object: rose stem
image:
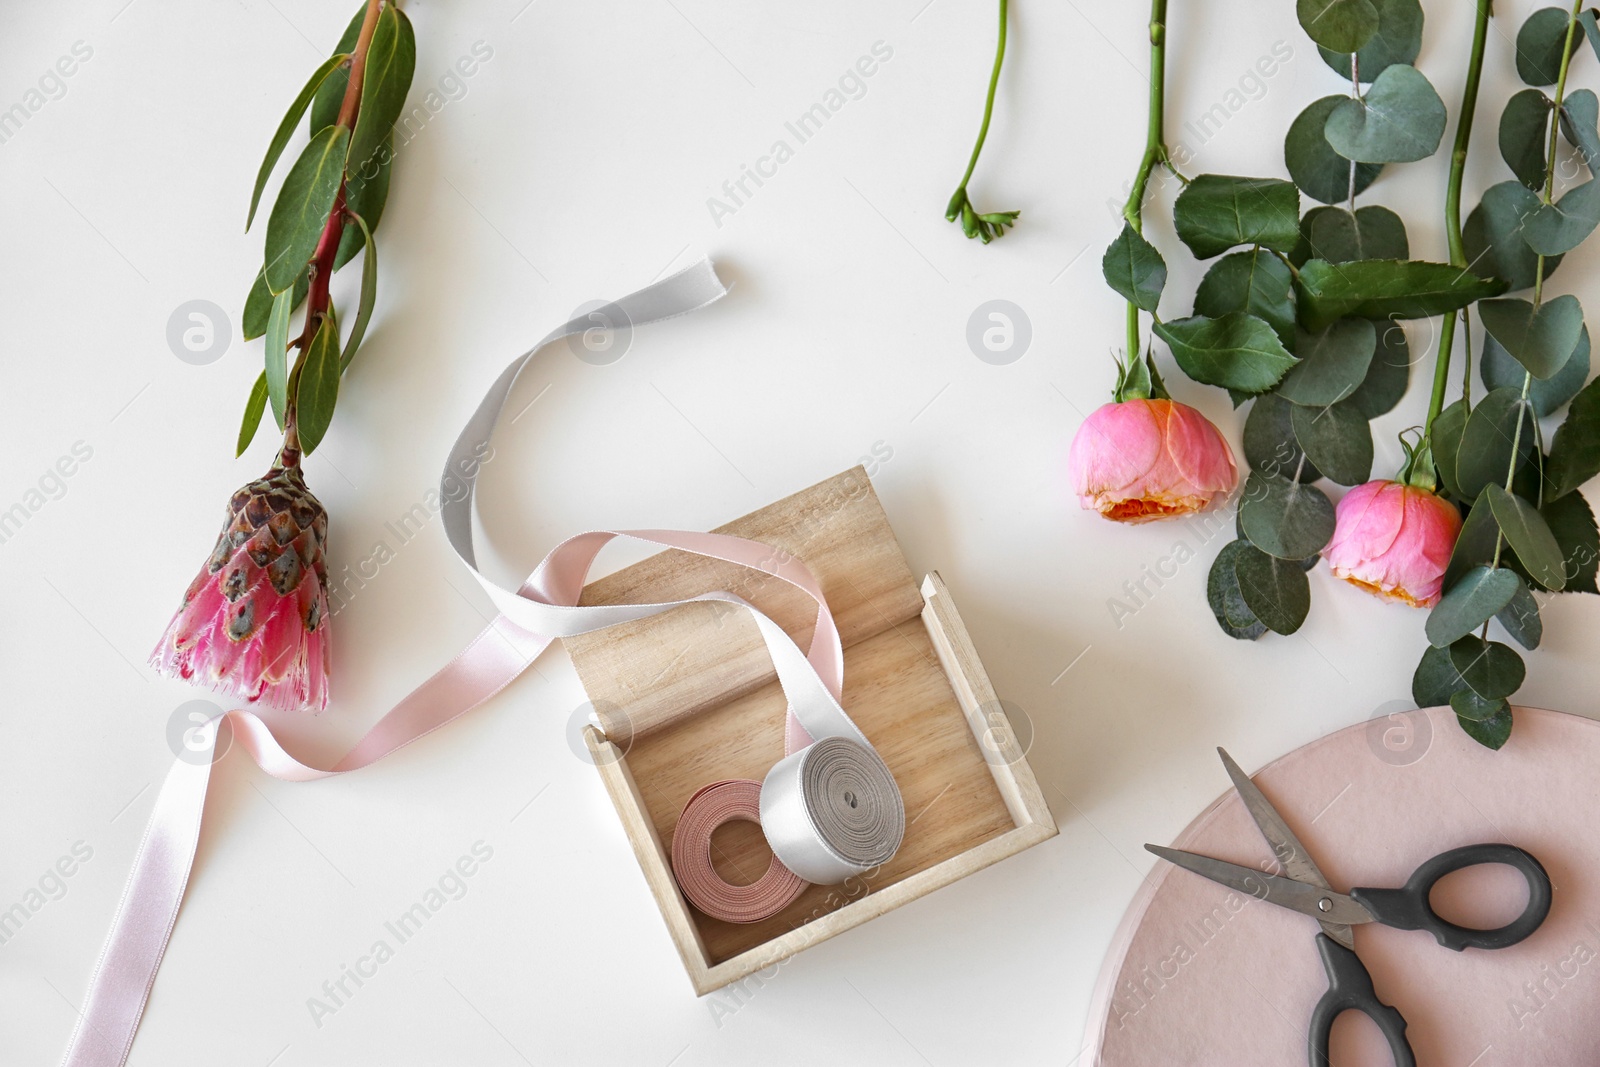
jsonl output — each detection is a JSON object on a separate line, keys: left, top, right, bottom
{"left": 949, "top": 0, "right": 1009, "bottom": 212}
{"left": 281, "top": 0, "right": 384, "bottom": 463}
{"left": 1423, "top": 0, "right": 1492, "bottom": 442}
{"left": 1120, "top": 0, "right": 1172, "bottom": 376}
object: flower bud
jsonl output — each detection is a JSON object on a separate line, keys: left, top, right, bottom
{"left": 1068, "top": 398, "right": 1238, "bottom": 522}
{"left": 1325, "top": 479, "right": 1462, "bottom": 607}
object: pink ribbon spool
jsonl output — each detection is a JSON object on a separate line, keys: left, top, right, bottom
{"left": 671, "top": 780, "right": 807, "bottom": 923}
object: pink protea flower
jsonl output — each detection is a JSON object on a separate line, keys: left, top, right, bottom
{"left": 1325, "top": 480, "right": 1462, "bottom": 607}
{"left": 151, "top": 463, "right": 331, "bottom": 710}
{"left": 1068, "top": 398, "right": 1238, "bottom": 522}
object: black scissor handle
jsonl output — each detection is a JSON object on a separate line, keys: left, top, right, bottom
{"left": 1350, "top": 843, "right": 1553, "bottom": 952}
{"left": 1308, "top": 933, "right": 1414, "bottom": 1067}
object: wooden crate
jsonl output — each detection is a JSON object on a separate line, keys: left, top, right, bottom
{"left": 570, "top": 467, "right": 1056, "bottom": 994}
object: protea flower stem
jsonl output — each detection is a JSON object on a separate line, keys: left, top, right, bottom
{"left": 282, "top": 0, "right": 383, "bottom": 463}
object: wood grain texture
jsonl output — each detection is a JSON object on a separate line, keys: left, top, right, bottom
{"left": 575, "top": 468, "right": 1057, "bottom": 994}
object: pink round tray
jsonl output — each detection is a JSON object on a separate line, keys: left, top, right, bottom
{"left": 1084, "top": 706, "right": 1600, "bottom": 1065}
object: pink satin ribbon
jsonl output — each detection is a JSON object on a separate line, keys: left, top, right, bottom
{"left": 61, "top": 261, "right": 904, "bottom": 1066}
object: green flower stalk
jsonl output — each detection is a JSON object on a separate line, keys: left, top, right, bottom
{"left": 945, "top": 0, "right": 1020, "bottom": 243}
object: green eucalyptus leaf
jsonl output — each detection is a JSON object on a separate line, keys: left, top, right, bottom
{"left": 1483, "top": 324, "right": 1590, "bottom": 416}
{"left": 296, "top": 309, "right": 342, "bottom": 456}
{"left": 1499, "top": 88, "right": 1556, "bottom": 190}
{"left": 1560, "top": 88, "right": 1600, "bottom": 170}
{"left": 1173, "top": 175, "right": 1301, "bottom": 260}
{"left": 1464, "top": 181, "right": 1564, "bottom": 291}
{"left": 1153, "top": 313, "right": 1298, "bottom": 395}
{"left": 310, "top": 4, "right": 367, "bottom": 134}
{"left": 1546, "top": 375, "right": 1600, "bottom": 498}
{"left": 337, "top": 132, "right": 392, "bottom": 269}
{"left": 1347, "top": 320, "right": 1411, "bottom": 417}
{"left": 1295, "top": 205, "right": 1409, "bottom": 265}
{"left": 1537, "top": 489, "right": 1600, "bottom": 592}
{"left": 1583, "top": 9, "right": 1600, "bottom": 61}
{"left": 1297, "top": 0, "right": 1380, "bottom": 53}
{"left": 1517, "top": 6, "right": 1584, "bottom": 87}
{"left": 1456, "top": 388, "right": 1536, "bottom": 499}
{"left": 1413, "top": 643, "right": 1468, "bottom": 707}
{"left": 1523, "top": 178, "right": 1600, "bottom": 256}
{"left": 341, "top": 212, "right": 377, "bottom": 371}
{"left": 1286, "top": 97, "right": 1384, "bottom": 206}
{"left": 1432, "top": 398, "right": 1469, "bottom": 500}
{"left": 1295, "top": 259, "right": 1507, "bottom": 332}
{"left": 1239, "top": 470, "right": 1337, "bottom": 559}
{"left": 1449, "top": 635, "right": 1526, "bottom": 700}
{"left": 1444, "top": 492, "right": 1502, "bottom": 590}
{"left": 1103, "top": 223, "right": 1167, "bottom": 313}
{"left": 1426, "top": 565, "right": 1520, "bottom": 646}
{"left": 1278, "top": 319, "right": 1377, "bottom": 406}
{"left": 1208, "top": 540, "right": 1270, "bottom": 640}
{"left": 1318, "top": 0, "right": 1423, "bottom": 80}
{"left": 1496, "top": 577, "right": 1543, "bottom": 649}
{"left": 1478, "top": 295, "right": 1584, "bottom": 379}
{"left": 237, "top": 371, "right": 270, "bottom": 458}
{"left": 264, "top": 286, "right": 293, "bottom": 430}
{"left": 1456, "top": 701, "right": 1514, "bottom": 749}
{"left": 348, "top": 6, "right": 416, "bottom": 184}
{"left": 1290, "top": 399, "right": 1374, "bottom": 485}
{"left": 1244, "top": 392, "right": 1323, "bottom": 481}
{"left": 1486, "top": 482, "right": 1568, "bottom": 590}
{"left": 1452, "top": 689, "right": 1513, "bottom": 725}
{"left": 243, "top": 265, "right": 309, "bottom": 341}
{"left": 263, "top": 125, "right": 351, "bottom": 294}
{"left": 1324, "top": 64, "right": 1447, "bottom": 164}
{"left": 247, "top": 52, "right": 351, "bottom": 231}
{"left": 1233, "top": 543, "right": 1312, "bottom": 635}
{"left": 1193, "top": 250, "right": 1294, "bottom": 347}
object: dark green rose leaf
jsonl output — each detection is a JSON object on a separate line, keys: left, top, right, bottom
{"left": 1478, "top": 294, "right": 1584, "bottom": 379}
{"left": 1517, "top": 6, "right": 1584, "bottom": 87}
{"left": 1457, "top": 701, "right": 1514, "bottom": 749}
{"left": 264, "top": 286, "right": 294, "bottom": 430}
{"left": 1290, "top": 399, "right": 1374, "bottom": 485}
{"left": 1413, "top": 643, "right": 1468, "bottom": 707}
{"left": 1286, "top": 97, "right": 1384, "bottom": 206}
{"left": 1449, "top": 635, "right": 1526, "bottom": 700}
{"left": 236, "top": 371, "right": 270, "bottom": 458}
{"left": 1524, "top": 178, "right": 1600, "bottom": 256}
{"left": 1347, "top": 320, "right": 1411, "bottom": 417}
{"left": 1239, "top": 470, "right": 1337, "bottom": 559}
{"left": 296, "top": 309, "right": 342, "bottom": 456}
{"left": 1153, "top": 313, "right": 1299, "bottom": 395}
{"left": 1499, "top": 88, "right": 1556, "bottom": 190}
{"left": 1193, "top": 250, "right": 1295, "bottom": 346}
{"left": 1244, "top": 392, "right": 1323, "bottom": 481}
{"left": 1546, "top": 375, "right": 1600, "bottom": 498}
{"left": 263, "top": 124, "right": 351, "bottom": 294}
{"left": 1560, "top": 88, "right": 1600, "bottom": 170}
{"left": 1486, "top": 483, "right": 1568, "bottom": 590}
{"left": 243, "top": 264, "right": 309, "bottom": 341}
{"left": 1295, "top": 259, "right": 1507, "bottom": 332}
{"left": 1456, "top": 388, "right": 1536, "bottom": 499}
{"left": 1234, "top": 543, "right": 1313, "bottom": 634}
{"left": 1318, "top": 0, "right": 1423, "bottom": 80}
{"left": 1278, "top": 319, "right": 1377, "bottom": 406}
{"left": 1208, "top": 540, "right": 1270, "bottom": 640}
{"left": 1537, "top": 490, "right": 1600, "bottom": 592}
{"left": 1432, "top": 398, "right": 1469, "bottom": 499}
{"left": 348, "top": 6, "right": 416, "bottom": 187}
{"left": 1297, "top": 0, "right": 1380, "bottom": 53}
{"left": 1483, "top": 324, "right": 1590, "bottom": 416}
{"left": 1103, "top": 223, "right": 1168, "bottom": 313}
{"left": 248, "top": 52, "right": 350, "bottom": 231}
{"left": 1173, "top": 175, "right": 1301, "bottom": 259}
{"left": 1295, "top": 205, "right": 1409, "bottom": 265}
{"left": 1426, "top": 565, "right": 1521, "bottom": 646}
{"left": 1324, "top": 64, "right": 1447, "bottom": 164}
{"left": 1496, "top": 576, "right": 1543, "bottom": 649}
{"left": 1464, "top": 181, "right": 1564, "bottom": 291}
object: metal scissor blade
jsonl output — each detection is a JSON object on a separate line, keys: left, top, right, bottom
{"left": 1216, "top": 748, "right": 1357, "bottom": 949}
{"left": 1145, "top": 845, "right": 1371, "bottom": 943}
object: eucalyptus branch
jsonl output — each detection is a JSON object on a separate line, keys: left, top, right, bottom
{"left": 1532, "top": 0, "right": 1587, "bottom": 309}
{"left": 945, "top": 0, "right": 1020, "bottom": 243}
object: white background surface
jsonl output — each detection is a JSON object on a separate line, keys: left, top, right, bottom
{"left": 4, "top": 1, "right": 1598, "bottom": 1064}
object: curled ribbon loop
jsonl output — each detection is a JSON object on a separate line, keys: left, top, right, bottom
{"left": 61, "top": 259, "right": 902, "bottom": 1067}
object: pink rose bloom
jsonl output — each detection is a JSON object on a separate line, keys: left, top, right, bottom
{"left": 1068, "top": 399, "right": 1238, "bottom": 522}
{"left": 1325, "top": 480, "right": 1462, "bottom": 607}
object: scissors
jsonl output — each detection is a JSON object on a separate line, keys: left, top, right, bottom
{"left": 1145, "top": 748, "right": 1553, "bottom": 1067}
